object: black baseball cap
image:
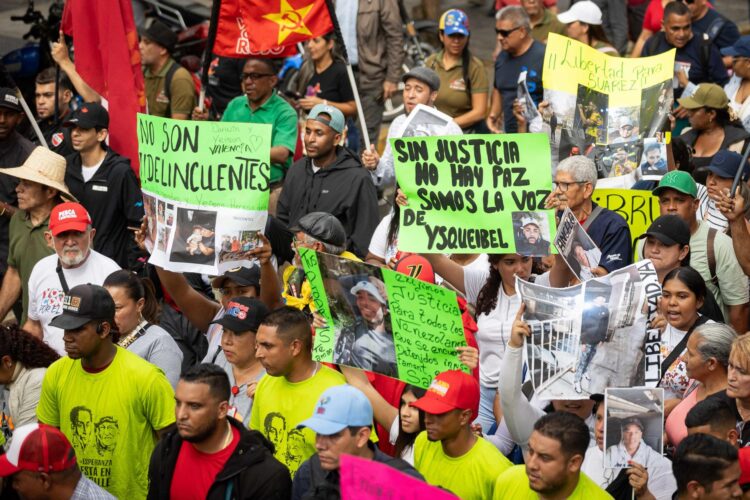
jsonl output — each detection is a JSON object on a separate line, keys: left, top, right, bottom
{"left": 0, "top": 88, "right": 22, "bottom": 112}
{"left": 210, "top": 297, "right": 269, "bottom": 333}
{"left": 211, "top": 265, "right": 261, "bottom": 289}
{"left": 638, "top": 214, "right": 690, "bottom": 247}
{"left": 289, "top": 212, "right": 346, "bottom": 247}
{"left": 140, "top": 20, "right": 177, "bottom": 53}
{"left": 49, "top": 284, "right": 115, "bottom": 330}
{"left": 63, "top": 102, "right": 109, "bottom": 129}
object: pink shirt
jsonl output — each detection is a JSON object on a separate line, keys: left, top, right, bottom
{"left": 665, "top": 385, "right": 698, "bottom": 448}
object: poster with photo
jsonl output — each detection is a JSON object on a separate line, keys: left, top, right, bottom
{"left": 400, "top": 104, "right": 454, "bottom": 138}
{"left": 604, "top": 387, "right": 664, "bottom": 469}
{"left": 541, "top": 34, "right": 675, "bottom": 182}
{"left": 511, "top": 211, "right": 552, "bottom": 256}
{"left": 638, "top": 137, "right": 669, "bottom": 179}
{"left": 300, "top": 248, "right": 468, "bottom": 387}
{"left": 138, "top": 114, "right": 271, "bottom": 274}
{"left": 553, "top": 208, "right": 602, "bottom": 281}
{"left": 518, "top": 259, "right": 660, "bottom": 399}
{"left": 517, "top": 70, "right": 540, "bottom": 123}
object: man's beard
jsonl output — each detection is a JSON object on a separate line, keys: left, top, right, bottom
{"left": 60, "top": 247, "right": 86, "bottom": 267}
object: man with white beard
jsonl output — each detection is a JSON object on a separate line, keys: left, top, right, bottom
{"left": 23, "top": 202, "right": 119, "bottom": 354}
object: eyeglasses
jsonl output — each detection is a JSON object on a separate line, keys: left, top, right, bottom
{"left": 552, "top": 181, "right": 586, "bottom": 192}
{"left": 241, "top": 72, "right": 274, "bottom": 81}
{"left": 495, "top": 26, "right": 522, "bottom": 37}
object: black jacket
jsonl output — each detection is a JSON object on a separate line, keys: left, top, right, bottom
{"left": 148, "top": 417, "right": 292, "bottom": 500}
{"left": 276, "top": 147, "right": 379, "bottom": 258}
{"left": 0, "top": 132, "right": 33, "bottom": 274}
{"left": 65, "top": 148, "right": 144, "bottom": 268}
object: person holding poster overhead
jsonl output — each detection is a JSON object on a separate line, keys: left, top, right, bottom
{"left": 420, "top": 250, "right": 531, "bottom": 433}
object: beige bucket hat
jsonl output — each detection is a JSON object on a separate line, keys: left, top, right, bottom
{"left": 0, "top": 147, "right": 76, "bottom": 201}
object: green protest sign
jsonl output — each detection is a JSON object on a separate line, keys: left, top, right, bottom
{"left": 137, "top": 113, "right": 272, "bottom": 210}
{"left": 393, "top": 133, "right": 557, "bottom": 253}
{"left": 299, "top": 248, "right": 468, "bottom": 388}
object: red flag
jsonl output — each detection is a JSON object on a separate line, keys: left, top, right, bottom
{"left": 213, "top": 0, "right": 334, "bottom": 58}
{"left": 62, "top": 0, "right": 145, "bottom": 175}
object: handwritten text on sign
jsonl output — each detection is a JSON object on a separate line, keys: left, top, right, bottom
{"left": 137, "top": 113, "right": 271, "bottom": 210}
{"left": 393, "top": 133, "right": 556, "bottom": 253}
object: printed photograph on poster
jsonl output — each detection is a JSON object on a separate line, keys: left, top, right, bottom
{"left": 604, "top": 387, "right": 664, "bottom": 469}
{"left": 519, "top": 261, "right": 657, "bottom": 399}
{"left": 169, "top": 208, "right": 218, "bottom": 266}
{"left": 517, "top": 70, "right": 540, "bottom": 123}
{"left": 214, "top": 210, "right": 269, "bottom": 273}
{"left": 316, "top": 253, "right": 398, "bottom": 379}
{"left": 607, "top": 108, "right": 640, "bottom": 144}
{"left": 673, "top": 62, "right": 691, "bottom": 90}
{"left": 600, "top": 141, "right": 640, "bottom": 178}
{"left": 640, "top": 81, "right": 673, "bottom": 136}
{"left": 512, "top": 211, "right": 551, "bottom": 256}
{"left": 219, "top": 231, "right": 259, "bottom": 263}
{"left": 553, "top": 209, "right": 602, "bottom": 281}
{"left": 518, "top": 277, "right": 582, "bottom": 396}
{"left": 142, "top": 194, "right": 157, "bottom": 252}
{"left": 639, "top": 138, "right": 668, "bottom": 178}
{"left": 157, "top": 200, "right": 165, "bottom": 224}
{"left": 156, "top": 203, "right": 175, "bottom": 253}
{"left": 400, "top": 104, "right": 453, "bottom": 138}
{"left": 574, "top": 85, "right": 608, "bottom": 148}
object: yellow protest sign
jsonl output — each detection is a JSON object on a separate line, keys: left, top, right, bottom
{"left": 592, "top": 189, "right": 660, "bottom": 256}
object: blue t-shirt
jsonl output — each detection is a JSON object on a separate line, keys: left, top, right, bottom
{"left": 642, "top": 32, "right": 728, "bottom": 98}
{"left": 692, "top": 9, "right": 740, "bottom": 50}
{"left": 582, "top": 204, "right": 632, "bottom": 272}
{"left": 494, "top": 40, "right": 545, "bottom": 133}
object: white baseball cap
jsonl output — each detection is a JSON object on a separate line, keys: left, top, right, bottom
{"left": 557, "top": 1, "right": 603, "bottom": 25}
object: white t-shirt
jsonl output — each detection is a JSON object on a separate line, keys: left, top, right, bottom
{"left": 583, "top": 444, "right": 677, "bottom": 499}
{"left": 464, "top": 266, "right": 521, "bottom": 387}
{"left": 81, "top": 158, "right": 104, "bottom": 183}
{"left": 368, "top": 211, "right": 397, "bottom": 262}
{"left": 27, "top": 251, "right": 120, "bottom": 355}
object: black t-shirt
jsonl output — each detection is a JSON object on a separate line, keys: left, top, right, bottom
{"left": 692, "top": 9, "right": 740, "bottom": 50}
{"left": 494, "top": 41, "right": 545, "bottom": 133}
{"left": 207, "top": 56, "right": 245, "bottom": 117}
{"left": 303, "top": 61, "right": 354, "bottom": 103}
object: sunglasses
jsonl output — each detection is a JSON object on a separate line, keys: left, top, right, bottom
{"left": 495, "top": 26, "right": 522, "bottom": 37}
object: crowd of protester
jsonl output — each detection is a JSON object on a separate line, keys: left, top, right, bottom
{"left": 1, "top": 0, "right": 750, "bottom": 498}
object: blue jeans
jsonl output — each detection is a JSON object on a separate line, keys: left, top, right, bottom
{"left": 475, "top": 384, "right": 498, "bottom": 435}
{"left": 575, "top": 344, "right": 597, "bottom": 384}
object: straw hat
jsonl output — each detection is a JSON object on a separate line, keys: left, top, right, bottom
{"left": 0, "top": 147, "right": 76, "bottom": 201}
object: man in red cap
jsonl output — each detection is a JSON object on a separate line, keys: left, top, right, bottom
{"left": 0, "top": 422, "right": 114, "bottom": 499}
{"left": 411, "top": 369, "right": 511, "bottom": 499}
{"left": 23, "top": 202, "right": 119, "bottom": 355}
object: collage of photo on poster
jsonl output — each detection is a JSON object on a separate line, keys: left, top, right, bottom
{"left": 553, "top": 208, "right": 602, "bottom": 281}
{"left": 142, "top": 191, "right": 267, "bottom": 275}
{"left": 516, "top": 259, "right": 660, "bottom": 400}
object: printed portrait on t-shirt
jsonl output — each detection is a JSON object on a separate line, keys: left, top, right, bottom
{"left": 69, "top": 406, "right": 120, "bottom": 488}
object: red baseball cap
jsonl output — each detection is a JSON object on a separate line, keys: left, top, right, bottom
{"left": 411, "top": 370, "right": 479, "bottom": 420}
{"left": 49, "top": 202, "right": 91, "bottom": 236}
{"left": 0, "top": 423, "right": 76, "bottom": 476}
{"left": 395, "top": 254, "right": 436, "bottom": 284}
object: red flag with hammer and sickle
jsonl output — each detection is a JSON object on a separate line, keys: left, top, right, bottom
{"left": 213, "top": 0, "right": 334, "bottom": 58}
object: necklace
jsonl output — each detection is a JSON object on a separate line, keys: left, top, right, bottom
{"left": 220, "top": 421, "right": 233, "bottom": 450}
{"left": 118, "top": 319, "right": 148, "bottom": 349}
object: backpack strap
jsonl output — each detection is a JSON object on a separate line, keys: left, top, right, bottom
{"left": 707, "top": 226, "right": 720, "bottom": 290}
{"left": 581, "top": 204, "right": 603, "bottom": 231}
{"left": 705, "top": 16, "right": 726, "bottom": 44}
{"left": 163, "top": 60, "right": 181, "bottom": 115}
{"left": 658, "top": 314, "right": 710, "bottom": 385}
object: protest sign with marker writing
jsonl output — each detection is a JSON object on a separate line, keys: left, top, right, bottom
{"left": 592, "top": 189, "right": 660, "bottom": 257}
{"left": 393, "top": 133, "right": 556, "bottom": 253}
{"left": 300, "top": 248, "right": 467, "bottom": 388}
{"left": 137, "top": 114, "right": 271, "bottom": 274}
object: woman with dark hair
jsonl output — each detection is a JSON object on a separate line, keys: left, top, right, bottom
{"left": 425, "top": 9, "right": 488, "bottom": 132}
{"left": 103, "top": 270, "right": 183, "bottom": 388}
{"left": 0, "top": 325, "right": 59, "bottom": 429}
{"left": 294, "top": 31, "right": 356, "bottom": 118}
{"left": 421, "top": 252, "right": 532, "bottom": 433}
{"left": 659, "top": 267, "right": 716, "bottom": 409}
{"left": 677, "top": 83, "right": 750, "bottom": 181}
{"left": 341, "top": 366, "right": 428, "bottom": 464}
{"left": 557, "top": 1, "right": 618, "bottom": 55}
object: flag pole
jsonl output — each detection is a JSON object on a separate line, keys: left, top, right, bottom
{"left": 198, "top": 0, "right": 222, "bottom": 113}
{"left": 324, "top": 0, "right": 371, "bottom": 150}
{"left": 0, "top": 63, "right": 48, "bottom": 148}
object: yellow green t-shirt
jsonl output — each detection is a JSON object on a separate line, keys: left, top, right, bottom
{"left": 493, "top": 465, "right": 614, "bottom": 499}
{"left": 36, "top": 347, "right": 175, "bottom": 500}
{"left": 250, "top": 364, "right": 345, "bottom": 477}
{"left": 413, "top": 431, "right": 512, "bottom": 500}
